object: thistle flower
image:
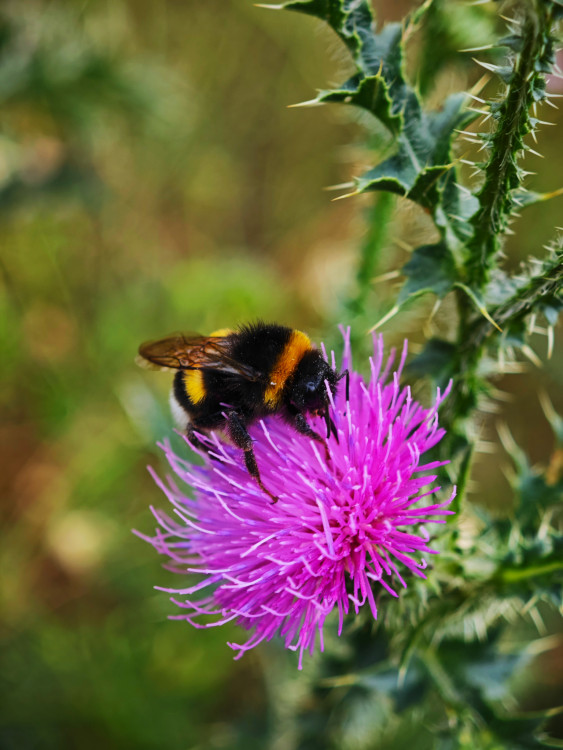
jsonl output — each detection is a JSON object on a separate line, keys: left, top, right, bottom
{"left": 139, "top": 331, "right": 455, "bottom": 669}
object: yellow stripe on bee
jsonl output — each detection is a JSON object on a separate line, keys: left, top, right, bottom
{"left": 209, "top": 328, "right": 232, "bottom": 337}
{"left": 184, "top": 369, "right": 206, "bottom": 404}
{"left": 182, "top": 329, "right": 231, "bottom": 404}
{"left": 265, "top": 330, "right": 312, "bottom": 407}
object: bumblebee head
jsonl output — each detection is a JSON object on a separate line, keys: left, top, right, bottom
{"left": 288, "top": 350, "right": 338, "bottom": 414}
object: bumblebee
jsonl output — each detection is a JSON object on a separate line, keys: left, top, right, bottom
{"left": 137, "top": 322, "right": 347, "bottom": 501}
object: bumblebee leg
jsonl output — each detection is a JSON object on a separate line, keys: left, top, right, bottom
{"left": 226, "top": 411, "right": 278, "bottom": 503}
{"left": 185, "top": 424, "right": 210, "bottom": 453}
{"left": 292, "top": 413, "right": 331, "bottom": 462}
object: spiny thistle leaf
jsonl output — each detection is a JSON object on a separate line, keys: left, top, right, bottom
{"left": 512, "top": 187, "right": 563, "bottom": 209}
{"left": 398, "top": 242, "right": 456, "bottom": 303}
{"left": 356, "top": 92, "right": 476, "bottom": 209}
{"left": 313, "top": 22, "right": 405, "bottom": 136}
{"left": 283, "top": 0, "right": 477, "bottom": 213}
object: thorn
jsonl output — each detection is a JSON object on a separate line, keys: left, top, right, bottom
{"left": 500, "top": 461, "right": 516, "bottom": 485}
{"left": 537, "top": 509, "right": 555, "bottom": 541}
{"left": 521, "top": 344, "right": 542, "bottom": 368}
{"left": 536, "top": 119, "right": 555, "bottom": 126}
{"left": 531, "top": 128, "right": 538, "bottom": 143}
{"left": 525, "top": 634, "right": 562, "bottom": 656}
{"left": 475, "top": 440, "right": 497, "bottom": 454}
{"left": 323, "top": 182, "right": 355, "bottom": 192}
{"left": 521, "top": 596, "right": 540, "bottom": 619}
{"left": 254, "top": 3, "right": 284, "bottom": 7}
{"left": 545, "top": 98, "right": 559, "bottom": 110}
{"left": 331, "top": 190, "right": 360, "bottom": 202}
{"left": 497, "top": 421, "right": 519, "bottom": 456}
{"left": 472, "top": 58, "right": 501, "bottom": 74}
{"left": 489, "top": 387, "right": 513, "bottom": 402}
{"left": 539, "top": 390, "right": 558, "bottom": 424}
{"left": 547, "top": 326, "right": 554, "bottom": 360}
{"left": 529, "top": 607, "right": 548, "bottom": 636}
{"left": 368, "top": 304, "right": 400, "bottom": 332}
{"left": 479, "top": 400, "right": 502, "bottom": 414}
{"left": 467, "top": 108, "right": 491, "bottom": 117}
{"left": 456, "top": 283, "right": 502, "bottom": 331}
{"left": 468, "top": 72, "right": 492, "bottom": 98}
{"left": 504, "top": 24, "right": 520, "bottom": 37}
{"left": 392, "top": 237, "right": 414, "bottom": 252}
{"left": 525, "top": 147, "right": 544, "bottom": 158}
{"left": 460, "top": 44, "right": 495, "bottom": 52}
{"left": 465, "top": 92, "right": 486, "bottom": 104}
{"left": 455, "top": 183, "right": 473, "bottom": 196}
{"left": 287, "top": 99, "right": 324, "bottom": 108}
{"left": 371, "top": 270, "right": 401, "bottom": 285}
{"left": 540, "top": 186, "right": 563, "bottom": 201}
{"left": 459, "top": 158, "right": 477, "bottom": 166}
{"left": 424, "top": 298, "right": 441, "bottom": 334}
{"left": 499, "top": 361, "right": 528, "bottom": 374}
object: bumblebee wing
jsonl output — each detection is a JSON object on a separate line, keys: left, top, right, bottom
{"left": 136, "top": 333, "right": 263, "bottom": 381}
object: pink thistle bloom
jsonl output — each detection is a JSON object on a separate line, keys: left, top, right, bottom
{"left": 139, "top": 331, "right": 455, "bottom": 669}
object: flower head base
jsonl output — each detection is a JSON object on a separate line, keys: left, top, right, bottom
{"left": 140, "top": 331, "right": 455, "bottom": 669}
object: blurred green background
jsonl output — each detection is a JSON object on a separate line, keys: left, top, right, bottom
{"left": 1, "top": 1, "right": 562, "bottom": 748}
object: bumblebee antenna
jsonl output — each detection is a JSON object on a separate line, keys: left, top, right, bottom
{"left": 324, "top": 406, "right": 331, "bottom": 439}
{"left": 338, "top": 369, "right": 350, "bottom": 402}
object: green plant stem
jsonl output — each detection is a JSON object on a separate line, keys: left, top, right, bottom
{"left": 346, "top": 192, "right": 395, "bottom": 318}
{"left": 421, "top": 648, "right": 479, "bottom": 726}
{"left": 465, "top": 1, "right": 552, "bottom": 287}
{"left": 498, "top": 558, "right": 563, "bottom": 584}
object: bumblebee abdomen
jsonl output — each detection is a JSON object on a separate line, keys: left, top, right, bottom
{"left": 171, "top": 370, "right": 229, "bottom": 431}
